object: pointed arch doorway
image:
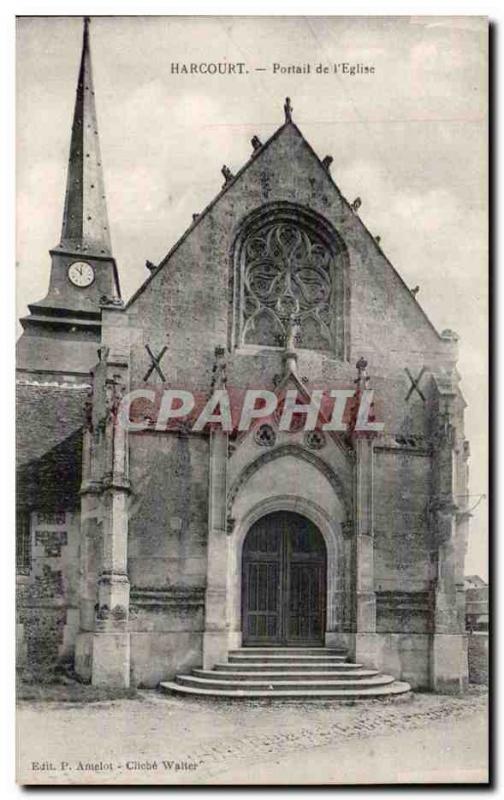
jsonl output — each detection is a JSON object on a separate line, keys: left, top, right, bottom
{"left": 242, "top": 511, "right": 327, "bottom": 646}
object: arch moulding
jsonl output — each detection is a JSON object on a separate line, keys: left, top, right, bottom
{"left": 227, "top": 443, "right": 353, "bottom": 523}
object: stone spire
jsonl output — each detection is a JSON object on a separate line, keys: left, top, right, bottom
{"left": 58, "top": 17, "right": 112, "bottom": 257}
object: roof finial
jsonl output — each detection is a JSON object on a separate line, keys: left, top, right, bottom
{"left": 251, "top": 135, "right": 262, "bottom": 152}
{"left": 354, "top": 357, "right": 370, "bottom": 391}
{"left": 284, "top": 97, "right": 293, "bottom": 122}
{"left": 221, "top": 165, "right": 234, "bottom": 187}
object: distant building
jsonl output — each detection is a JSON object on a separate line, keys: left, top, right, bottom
{"left": 465, "top": 576, "right": 488, "bottom": 633}
{"left": 464, "top": 575, "right": 487, "bottom": 590}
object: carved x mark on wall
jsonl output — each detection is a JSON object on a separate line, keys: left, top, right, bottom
{"left": 143, "top": 344, "right": 168, "bottom": 382}
{"left": 405, "top": 366, "right": 427, "bottom": 402}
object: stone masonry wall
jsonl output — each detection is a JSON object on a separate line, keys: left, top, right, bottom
{"left": 467, "top": 633, "right": 488, "bottom": 685}
{"left": 126, "top": 431, "right": 209, "bottom": 685}
{"left": 372, "top": 446, "right": 434, "bottom": 683}
{"left": 17, "top": 511, "right": 81, "bottom": 679}
{"left": 16, "top": 382, "right": 87, "bottom": 678}
{"left": 374, "top": 449, "right": 432, "bottom": 592}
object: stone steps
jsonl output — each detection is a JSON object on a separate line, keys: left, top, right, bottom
{"left": 160, "top": 647, "right": 412, "bottom": 701}
{"left": 228, "top": 647, "right": 348, "bottom": 656}
{"left": 228, "top": 654, "right": 348, "bottom": 664}
{"left": 194, "top": 668, "right": 380, "bottom": 681}
{"left": 213, "top": 661, "right": 366, "bottom": 673}
{"left": 159, "top": 681, "right": 412, "bottom": 699}
{"left": 173, "top": 673, "right": 396, "bottom": 691}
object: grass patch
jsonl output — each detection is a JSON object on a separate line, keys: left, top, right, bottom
{"left": 17, "top": 678, "right": 139, "bottom": 704}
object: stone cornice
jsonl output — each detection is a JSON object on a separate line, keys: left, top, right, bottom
{"left": 130, "top": 586, "right": 205, "bottom": 609}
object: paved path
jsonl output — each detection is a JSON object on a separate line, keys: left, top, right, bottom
{"left": 17, "top": 687, "right": 488, "bottom": 785}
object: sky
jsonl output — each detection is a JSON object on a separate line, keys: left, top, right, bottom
{"left": 16, "top": 15, "right": 488, "bottom": 578}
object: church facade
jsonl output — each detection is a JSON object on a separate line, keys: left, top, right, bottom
{"left": 16, "top": 20, "right": 471, "bottom": 693}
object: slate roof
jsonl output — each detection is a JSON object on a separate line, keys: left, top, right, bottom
{"left": 16, "top": 383, "right": 88, "bottom": 468}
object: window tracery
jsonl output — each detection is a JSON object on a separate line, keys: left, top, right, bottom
{"left": 234, "top": 210, "right": 347, "bottom": 358}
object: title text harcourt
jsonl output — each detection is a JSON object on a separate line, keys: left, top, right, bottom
{"left": 170, "top": 62, "right": 376, "bottom": 75}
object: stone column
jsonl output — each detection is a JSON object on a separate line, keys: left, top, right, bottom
{"left": 430, "top": 360, "right": 469, "bottom": 693}
{"left": 75, "top": 398, "right": 102, "bottom": 680}
{"left": 431, "top": 510, "right": 468, "bottom": 692}
{"left": 79, "top": 427, "right": 99, "bottom": 630}
{"left": 202, "top": 428, "right": 229, "bottom": 668}
{"left": 92, "top": 352, "right": 131, "bottom": 688}
{"left": 325, "top": 519, "right": 353, "bottom": 651}
{"left": 342, "top": 521, "right": 355, "bottom": 635}
{"left": 75, "top": 347, "right": 132, "bottom": 688}
{"left": 353, "top": 435, "right": 378, "bottom": 665}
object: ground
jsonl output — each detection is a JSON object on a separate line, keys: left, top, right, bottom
{"left": 16, "top": 685, "right": 488, "bottom": 786}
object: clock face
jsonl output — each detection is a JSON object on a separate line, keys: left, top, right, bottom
{"left": 68, "top": 261, "right": 95, "bottom": 288}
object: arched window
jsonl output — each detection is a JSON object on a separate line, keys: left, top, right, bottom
{"left": 232, "top": 205, "right": 349, "bottom": 359}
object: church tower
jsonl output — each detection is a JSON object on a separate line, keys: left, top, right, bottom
{"left": 17, "top": 17, "right": 120, "bottom": 379}
{"left": 16, "top": 18, "right": 121, "bottom": 599}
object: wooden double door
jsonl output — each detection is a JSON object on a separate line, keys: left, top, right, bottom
{"left": 242, "top": 511, "right": 327, "bottom": 646}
